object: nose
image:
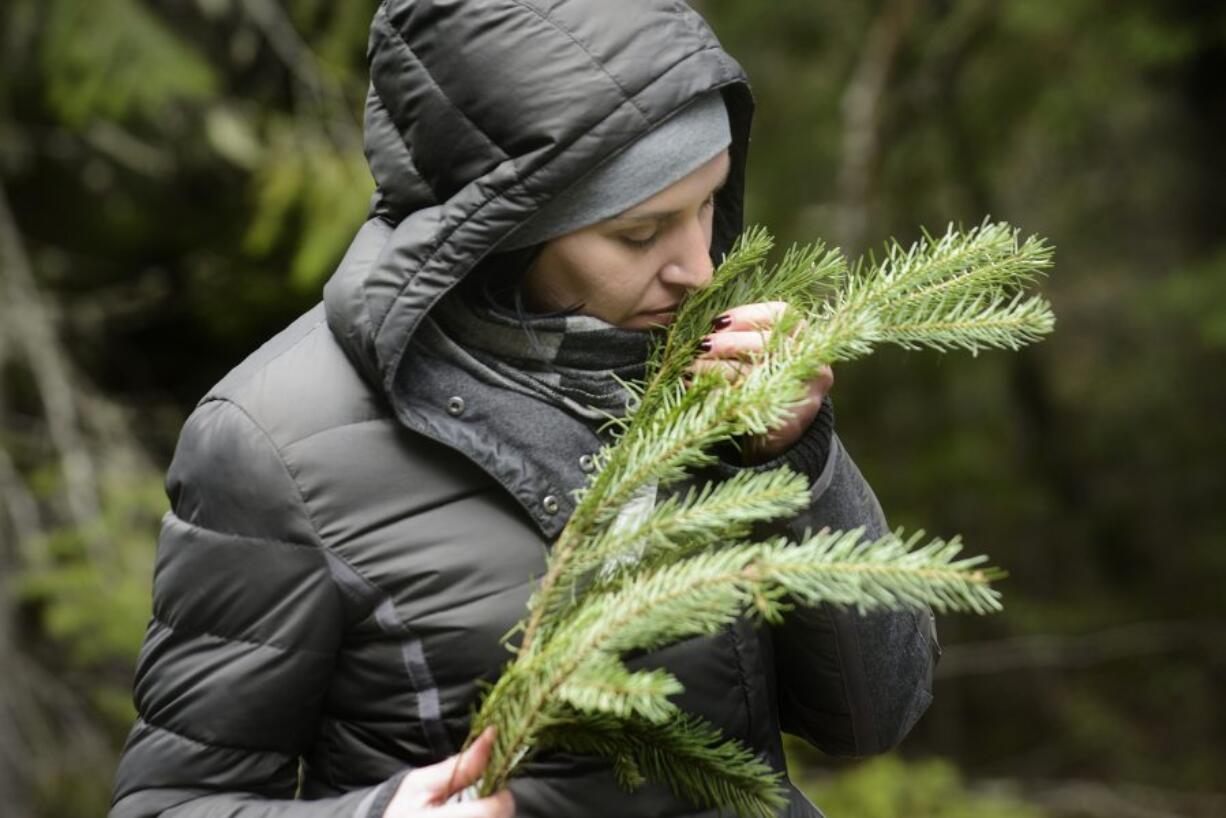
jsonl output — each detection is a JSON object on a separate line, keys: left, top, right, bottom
{"left": 658, "top": 216, "right": 715, "bottom": 291}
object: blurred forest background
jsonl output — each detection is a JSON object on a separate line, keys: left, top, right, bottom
{"left": 1, "top": 1, "right": 1223, "bottom": 816}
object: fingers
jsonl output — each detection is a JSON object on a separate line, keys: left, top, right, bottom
{"left": 433, "top": 790, "right": 515, "bottom": 818}
{"left": 701, "top": 300, "right": 796, "bottom": 360}
{"left": 814, "top": 364, "right": 834, "bottom": 394}
{"left": 688, "top": 328, "right": 767, "bottom": 387}
{"left": 711, "top": 301, "right": 788, "bottom": 331}
{"left": 688, "top": 357, "right": 750, "bottom": 385}
{"left": 699, "top": 330, "right": 769, "bottom": 360}
{"left": 403, "top": 727, "right": 497, "bottom": 803}
{"left": 446, "top": 727, "right": 497, "bottom": 795}
{"left": 689, "top": 301, "right": 833, "bottom": 394}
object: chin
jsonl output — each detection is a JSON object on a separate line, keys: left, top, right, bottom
{"left": 625, "top": 312, "right": 676, "bottom": 331}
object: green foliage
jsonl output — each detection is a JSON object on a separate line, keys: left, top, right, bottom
{"left": 794, "top": 755, "right": 1047, "bottom": 818}
{"left": 557, "top": 467, "right": 813, "bottom": 608}
{"left": 243, "top": 119, "right": 373, "bottom": 290}
{"left": 19, "top": 475, "right": 161, "bottom": 680}
{"left": 840, "top": 221, "right": 1055, "bottom": 355}
{"left": 556, "top": 654, "right": 684, "bottom": 724}
{"left": 469, "top": 224, "right": 1051, "bottom": 815}
{"left": 40, "top": 0, "right": 217, "bottom": 126}
{"left": 1151, "top": 250, "right": 1226, "bottom": 349}
{"left": 3, "top": 471, "right": 165, "bottom": 818}
{"left": 540, "top": 713, "right": 788, "bottom": 818}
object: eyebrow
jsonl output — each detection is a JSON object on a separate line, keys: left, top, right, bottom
{"left": 610, "top": 168, "right": 732, "bottom": 224}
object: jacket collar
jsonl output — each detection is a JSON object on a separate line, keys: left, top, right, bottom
{"left": 397, "top": 315, "right": 609, "bottom": 539}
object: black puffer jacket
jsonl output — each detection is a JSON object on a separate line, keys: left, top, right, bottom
{"left": 110, "top": 2, "right": 939, "bottom": 817}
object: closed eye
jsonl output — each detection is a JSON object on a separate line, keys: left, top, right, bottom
{"left": 621, "top": 228, "right": 660, "bottom": 249}
{"left": 620, "top": 189, "right": 720, "bottom": 249}
{"left": 619, "top": 213, "right": 672, "bottom": 247}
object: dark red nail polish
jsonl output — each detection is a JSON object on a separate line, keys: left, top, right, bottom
{"left": 697, "top": 339, "right": 712, "bottom": 353}
{"left": 712, "top": 314, "right": 732, "bottom": 331}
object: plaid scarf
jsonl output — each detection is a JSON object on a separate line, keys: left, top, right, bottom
{"left": 424, "top": 289, "right": 656, "bottom": 425}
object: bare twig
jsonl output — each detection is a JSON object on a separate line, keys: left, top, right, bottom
{"left": 0, "top": 184, "right": 105, "bottom": 555}
{"left": 0, "top": 185, "right": 156, "bottom": 814}
{"left": 0, "top": 645, "right": 114, "bottom": 815}
{"left": 0, "top": 485, "right": 33, "bottom": 818}
{"left": 83, "top": 121, "right": 176, "bottom": 178}
{"left": 0, "top": 445, "right": 43, "bottom": 565}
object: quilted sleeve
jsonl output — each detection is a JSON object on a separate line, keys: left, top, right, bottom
{"left": 109, "top": 398, "right": 398, "bottom": 818}
{"left": 770, "top": 432, "right": 941, "bottom": 757}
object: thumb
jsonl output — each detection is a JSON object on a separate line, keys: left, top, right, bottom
{"left": 407, "top": 726, "right": 497, "bottom": 801}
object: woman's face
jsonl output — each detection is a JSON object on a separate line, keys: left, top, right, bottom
{"left": 522, "top": 149, "right": 732, "bottom": 330}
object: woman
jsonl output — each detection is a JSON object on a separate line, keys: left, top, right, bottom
{"left": 109, "top": 2, "right": 939, "bottom": 817}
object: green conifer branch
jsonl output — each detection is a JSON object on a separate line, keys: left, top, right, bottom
{"left": 469, "top": 222, "right": 1054, "bottom": 813}
{"left": 842, "top": 220, "right": 1051, "bottom": 308}
{"left": 538, "top": 712, "right": 788, "bottom": 818}
{"left": 593, "top": 468, "right": 810, "bottom": 577}
{"left": 556, "top": 654, "right": 683, "bottom": 724}
{"left": 557, "top": 531, "right": 999, "bottom": 662}
{"left": 522, "top": 369, "right": 819, "bottom": 649}
{"left": 877, "top": 291, "right": 1056, "bottom": 354}
{"left": 539, "top": 468, "right": 811, "bottom": 626}
{"left": 478, "top": 530, "right": 999, "bottom": 803}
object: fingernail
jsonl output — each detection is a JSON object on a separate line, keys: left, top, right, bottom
{"left": 711, "top": 314, "right": 732, "bottom": 331}
{"left": 697, "top": 338, "right": 712, "bottom": 353}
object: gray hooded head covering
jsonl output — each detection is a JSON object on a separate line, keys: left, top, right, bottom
{"left": 499, "top": 89, "right": 732, "bottom": 250}
{"left": 322, "top": 0, "right": 756, "bottom": 534}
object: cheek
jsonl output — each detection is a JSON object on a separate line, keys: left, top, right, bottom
{"left": 531, "top": 235, "right": 662, "bottom": 323}
{"left": 588, "top": 260, "right": 651, "bottom": 318}
{"left": 574, "top": 243, "right": 652, "bottom": 298}
{"left": 540, "top": 245, "right": 630, "bottom": 309}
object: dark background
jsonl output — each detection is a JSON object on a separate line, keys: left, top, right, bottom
{"left": 1, "top": 1, "right": 1223, "bottom": 816}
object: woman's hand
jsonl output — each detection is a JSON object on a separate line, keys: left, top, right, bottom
{"left": 385, "top": 727, "right": 515, "bottom": 818}
{"left": 688, "top": 301, "right": 834, "bottom": 465}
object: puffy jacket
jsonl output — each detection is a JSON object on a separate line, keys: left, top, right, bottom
{"left": 109, "top": 2, "right": 940, "bottom": 817}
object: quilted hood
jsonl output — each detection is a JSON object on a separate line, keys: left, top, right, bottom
{"left": 324, "top": 0, "right": 755, "bottom": 398}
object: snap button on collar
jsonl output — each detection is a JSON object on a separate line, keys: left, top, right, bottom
{"left": 447, "top": 396, "right": 466, "bottom": 416}
{"left": 542, "top": 495, "right": 559, "bottom": 514}
{"left": 578, "top": 454, "right": 595, "bottom": 473}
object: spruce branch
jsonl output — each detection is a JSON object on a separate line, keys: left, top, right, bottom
{"left": 827, "top": 219, "right": 1055, "bottom": 358}
{"left": 479, "top": 530, "right": 1000, "bottom": 804}
{"left": 877, "top": 290, "right": 1056, "bottom": 355}
{"left": 556, "top": 654, "right": 683, "bottom": 724}
{"left": 593, "top": 468, "right": 811, "bottom": 578}
{"left": 538, "top": 712, "right": 788, "bottom": 818}
{"left": 467, "top": 222, "right": 1054, "bottom": 814}
{"left": 558, "top": 530, "right": 999, "bottom": 661}
{"left": 540, "top": 468, "right": 812, "bottom": 627}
